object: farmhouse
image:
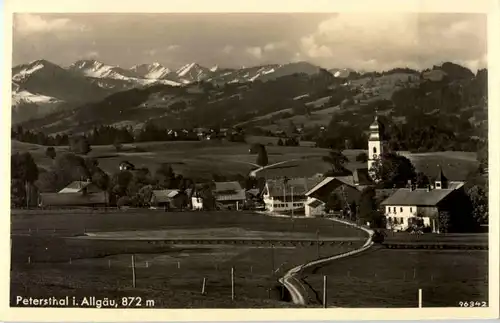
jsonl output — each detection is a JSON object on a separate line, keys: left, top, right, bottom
{"left": 58, "top": 180, "right": 102, "bottom": 194}
{"left": 262, "top": 177, "right": 322, "bottom": 213}
{"left": 150, "top": 189, "right": 188, "bottom": 210}
{"left": 380, "top": 169, "right": 466, "bottom": 232}
{"left": 39, "top": 192, "right": 107, "bottom": 208}
{"left": 304, "top": 176, "right": 362, "bottom": 217}
{"left": 213, "top": 181, "right": 246, "bottom": 210}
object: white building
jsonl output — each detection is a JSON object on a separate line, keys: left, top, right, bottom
{"left": 262, "top": 177, "right": 322, "bottom": 214}
{"left": 380, "top": 169, "right": 465, "bottom": 232}
{"left": 191, "top": 196, "right": 203, "bottom": 210}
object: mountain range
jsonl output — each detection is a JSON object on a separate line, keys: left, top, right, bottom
{"left": 11, "top": 59, "right": 340, "bottom": 123}
{"left": 11, "top": 58, "right": 487, "bottom": 151}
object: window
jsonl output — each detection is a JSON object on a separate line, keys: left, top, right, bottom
{"left": 436, "top": 182, "right": 441, "bottom": 188}
{"left": 410, "top": 207, "right": 413, "bottom": 213}
{"left": 393, "top": 207, "right": 396, "bottom": 213}
{"left": 400, "top": 207, "right": 403, "bottom": 213}
{"left": 373, "top": 147, "right": 377, "bottom": 154}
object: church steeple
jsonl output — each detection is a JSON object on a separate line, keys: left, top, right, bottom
{"left": 435, "top": 165, "right": 448, "bottom": 189}
{"left": 368, "top": 110, "right": 385, "bottom": 176}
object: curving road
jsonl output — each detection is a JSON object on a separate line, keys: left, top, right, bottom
{"left": 229, "top": 159, "right": 301, "bottom": 177}
{"left": 279, "top": 218, "right": 374, "bottom": 307}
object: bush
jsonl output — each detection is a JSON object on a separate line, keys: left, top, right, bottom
{"left": 117, "top": 196, "right": 131, "bottom": 208}
{"left": 45, "top": 147, "right": 56, "bottom": 159}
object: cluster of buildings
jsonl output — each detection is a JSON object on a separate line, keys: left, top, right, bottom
{"left": 36, "top": 115, "right": 468, "bottom": 233}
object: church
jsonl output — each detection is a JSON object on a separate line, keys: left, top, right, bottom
{"left": 305, "top": 114, "right": 466, "bottom": 233}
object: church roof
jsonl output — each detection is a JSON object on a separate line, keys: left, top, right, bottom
{"left": 368, "top": 115, "right": 388, "bottom": 141}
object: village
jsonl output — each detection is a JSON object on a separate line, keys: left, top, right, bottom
{"left": 32, "top": 115, "right": 477, "bottom": 234}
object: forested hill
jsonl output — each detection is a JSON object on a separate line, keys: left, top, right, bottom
{"left": 17, "top": 62, "right": 487, "bottom": 153}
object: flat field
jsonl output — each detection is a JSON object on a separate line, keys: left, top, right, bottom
{"left": 12, "top": 139, "right": 478, "bottom": 181}
{"left": 10, "top": 210, "right": 365, "bottom": 308}
{"left": 303, "top": 247, "right": 488, "bottom": 308}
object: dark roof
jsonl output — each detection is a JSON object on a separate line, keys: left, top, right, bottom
{"left": 213, "top": 181, "right": 246, "bottom": 201}
{"left": 353, "top": 168, "right": 373, "bottom": 185}
{"left": 381, "top": 188, "right": 456, "bottom": 206}
{"left": 436, "top": 167, "right": 448, "bottom": 182}
{"left": 306, "top": 176, "right": 356, "bottom": 196}
{"left": 266, "top": 177, "right": 323, "bottom": 197}
{"left": 40, "top": 192, "right": 107, "bottom": 206}
{"left": 246, "top": 188, "right": 261, "bottom": 196}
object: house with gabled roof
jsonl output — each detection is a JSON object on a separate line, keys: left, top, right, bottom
{"left": 213, "top": 181, "right": 246, "bottom": 210}
{"left": 150, "top": 189, "right": 189, "bottom": 210}
{"left": 304, "top": 176, "right": 362, "bottom": 217}
{"left": 380, "top": 168, "right": 466, "bottom": 232}
{"left": 58, "top": 180, "right": 102, "bottom": 194}
{"left": 262, "top": 177, "right": 322, "bottom": 214}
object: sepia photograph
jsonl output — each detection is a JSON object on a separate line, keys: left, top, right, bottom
{"left": 3, "top": 1, "right": 499, "bottom": 321}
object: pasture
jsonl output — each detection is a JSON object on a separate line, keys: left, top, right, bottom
{"left": 10, "top": 210, "right": 364, "bottom": 308}
{"left": 303, "top": 247, "right": 488, "bottom": 308}
{"left": 12, "top": 138, "right": 478, "bottom": 181}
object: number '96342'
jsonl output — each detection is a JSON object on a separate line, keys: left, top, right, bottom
{"left": 459, "top": 301, "right": 487, "bottom": 307}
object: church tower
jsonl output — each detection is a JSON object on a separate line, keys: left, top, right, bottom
{"left": 367, "top": 113, "right": 385, "bottom": 176}
{"left": 434, "top": 166, "right": 448, "bottom": 189}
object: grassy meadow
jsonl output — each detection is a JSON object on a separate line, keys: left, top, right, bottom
{"left": 10, "top": 210, "right": 364, "bottom": 308}
{"left": 12, "top": 137, "right": 478, "bottom": 181}
{"left": 303, "top": 247, "right": 488, "bottom": 308}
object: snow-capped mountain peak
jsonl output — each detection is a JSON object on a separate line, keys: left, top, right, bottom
{"left": 69, "top": 59, "right": 129, "bottom": 79}
{"left": 12, "top": 59, "right": 61, "bottom": 82}
{"left": 175, "top": 63, "right": 212, "bottom": 83}
{"left": 129, "top": 63, "right": 172, "bottom": 79}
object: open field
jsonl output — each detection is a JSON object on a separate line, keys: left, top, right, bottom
{"left": 303, "top": 247, "right": 488, "bottom": 308}
{"left": 11, "top": 210, "right": 366, "bottom": 239}
{"left": 12, "top": 139, "right": 478, "bottom": 181}
{"left": 384, "top": 232, "right": 488, "bottom": 245}
{"left": 10, "top": 211, "right": 364, "bottom": 308}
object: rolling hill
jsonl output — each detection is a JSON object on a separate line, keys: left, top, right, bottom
{"left": 13, "top": 60, "right": 487, "bottom": 156}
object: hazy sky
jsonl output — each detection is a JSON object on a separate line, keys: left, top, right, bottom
{"left": 12, "top": 13, "right": 487, "bottom": 72}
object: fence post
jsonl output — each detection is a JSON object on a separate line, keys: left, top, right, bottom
{"left": 271, "top": 244, "right": 275, "bottom": 274}
{"left": 28, "top": 256, "right": 31, "bottom": 264}
{"left": 317, "top": 230, "right": 320, "bottom": 259}
{"left": 231, "top": 267, "right": 235, "bottom": 301}
{"left": 202, "top": 277, "right": 206, "bottom": 295}
{"left": 323, "top": 275, "right": 327, "bottom": 308}
{"left": 131, "top": 255, "right": 136, "bottom": 288}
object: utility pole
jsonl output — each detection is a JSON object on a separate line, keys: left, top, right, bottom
{"left": 291, "top": 186, "right": 294, "bottom": 219}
